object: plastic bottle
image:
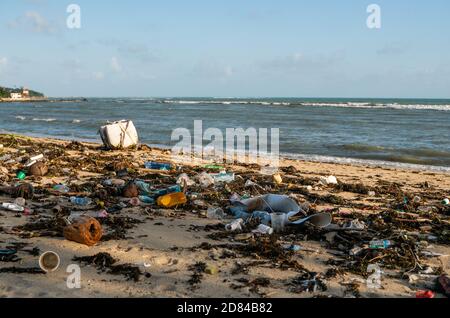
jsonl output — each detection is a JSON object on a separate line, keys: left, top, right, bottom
{"left": 225, "top": 219, "right": 244, "bottom": 232}
{"left": 152, "top": 185, "right": 181, "bottom": 198}
{"left": 203, "top": 165, "right": 224, "bottom": 170}
{"left": 144, "top": 162, "right": 172, "bottom": 171}
{"left": 53, "top": 184, "right": 70, "bottom": 193}
{"left": 139, "top": 195, "right": 155, "bottom": 204}
{"left": 135, "top": 180, "right": 152, "bottom": 194}
{"left": 16, "top": 171, "right": 26, "bottom": 180}
{"left": 2, "top": 203, "right": 25, "bottom": 212}
{"left": 70, "top": 197, "right": 92, "bottom": 206}
{"left": 369, "top": 240, "right": 392, "bottom": 249}
{"left": 212, "top": 172, "right": 235, "bottom": 183}
{"left": 252, "top": 224, "right": 274, "bottom": 235}
{"left": 157, "top": 192, "right": 187, "bottom": 208}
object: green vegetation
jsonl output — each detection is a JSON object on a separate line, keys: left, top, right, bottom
{"left": 0, "top": 86, "right": 45, "bottom": 98}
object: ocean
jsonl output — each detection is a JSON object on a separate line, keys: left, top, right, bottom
{"left": 1, "top": 97, "right": 450, "bottom": 171}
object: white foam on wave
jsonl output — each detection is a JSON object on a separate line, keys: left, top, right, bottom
{"left": 282, "top": 152, "right": 450, "bottom": 173}
{"left": 15, "top": 116, "right": 26, "bottom": 120}
{"left": 159, "top": 99, "right": 450, "bottom": 111}
{"left": 72, "top": 119, "right": 81, "bottom": 123}
{"left": 32, "top": 118, "right": 56, "bottom": 122}
{"left": 297, "top": 102, "right": 450, "bottom": 111}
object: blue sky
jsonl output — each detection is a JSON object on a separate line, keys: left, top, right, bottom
{"left": 0, "top": 0, "right": 449, "bottom": 98}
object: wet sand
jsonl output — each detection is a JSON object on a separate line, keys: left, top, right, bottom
{"left": 0, "top": 134, "right": 449, "bottom": 298}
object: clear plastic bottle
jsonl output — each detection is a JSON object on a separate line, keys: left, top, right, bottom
{"left": 144, "top": 162, "right": 172, "bottom": 171}
{"left": 139, "top": 195, "right": 155, "bottom": 204}
{"left": 212, "top": 172, "right": 235, "bottom": 183}
{"left": 70, "top": 197, "right": 92, "bottom": 206}
{"left": 53, "top": 184, "right": 70, "bottom": 193}
{"left": 2, "top": 202, "right": 25, "bottom": 212}
{"left": 369, "top": 240, "right": 392, "bottom": 249}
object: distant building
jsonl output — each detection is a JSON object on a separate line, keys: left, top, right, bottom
{"left": 10, "top": 92, "right": 22, "bottom": 100}
{"left": 22, "top": 88, "right": 30, "bottom": 97}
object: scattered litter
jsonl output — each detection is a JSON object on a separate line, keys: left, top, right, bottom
{"left": 205, "top": 265, "right": 218, "bottom": 275}
{"left": 144, "top": 161, "right": 172, "bottom": 171}
{"left": 99, "top": 120, "right": 139, "bottom": 150}
{"left": 177, "top": 173, "right": 195, "bottom": 186}
{"left": 25, "top": 154, "right": 44, "bottom": 167}
{"left": 29, "top": 162, "right": 48, "bottom": 177}
{"left": 198, "top": 172, "right": 215, "bottom": 187}
{"left": 415, "top": 290, "right": 435, "bottom": 299}
{"left": 2, "top": 202, "right": 25, "bottom": 212}
{"left": 53, "top": 184, "right": 70, "bottom": 193}
{"left": 369, "top": 240, "right": 392, "bottom": 250}
{"left": 38, "top": 251, "right": 60, "bottom": 273}
{"left": 225, "top": 218, "right": 244, "bottom": 232}
{"left": 207, "top": 207, "right": 226, "bottom": 220}
{"left": 70, "top": 197, "right": 92, "bottom": 206}
{"left": 63, "top": 216, "right": 103, "bottom": 246}
{"left": 252, "top": 224, "right": 274, "bottom": 235}
{"left": 157, "top": 192, "right": 187, "bottom": 208}
{"left": 319, "top": 175, "right": 338, "bottom": 185}
{"left": 273, "top": 174, "right": 283, "bottom": 185}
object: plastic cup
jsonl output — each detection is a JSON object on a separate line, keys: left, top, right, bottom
{"left": 39, "top": 251, "right": 60, "bottom": 273}
{"left": 271, "top": 213, "right": 287, "bottom": 233}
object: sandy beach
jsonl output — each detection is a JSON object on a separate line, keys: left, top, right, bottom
{"left": 0, "top": 133, "right": 449, "bottom": 298}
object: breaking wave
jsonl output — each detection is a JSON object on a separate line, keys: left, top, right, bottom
{"left": 159, "top": 99, "right": 450, "bottom": 111}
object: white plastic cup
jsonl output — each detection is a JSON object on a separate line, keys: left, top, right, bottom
{"left": 39, "top": 251, "right": 60, "bottom": 273}
{"left": 271, "top": 213, "right": 287, "bottom": 233}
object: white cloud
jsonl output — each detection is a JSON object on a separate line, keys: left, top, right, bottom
{"left": 92, "top": 72, "right": 105, "bottom": 80}
{"left": 110, "top": 57, "right": 122, "bottom": 73}
{"left": 8, "top": 11, "right": 57, "bottom": 34}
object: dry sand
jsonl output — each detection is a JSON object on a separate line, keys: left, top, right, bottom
{"left": 0, "top": 134, "right": 449, "bottom": 298}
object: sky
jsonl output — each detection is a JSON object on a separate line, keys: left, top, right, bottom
{"left": 0, "top": 0, "right": 449, "bottom": 98}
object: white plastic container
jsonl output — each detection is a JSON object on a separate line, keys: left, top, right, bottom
{"left": 99, "top": 120, "right": 139, "bottom": 149}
